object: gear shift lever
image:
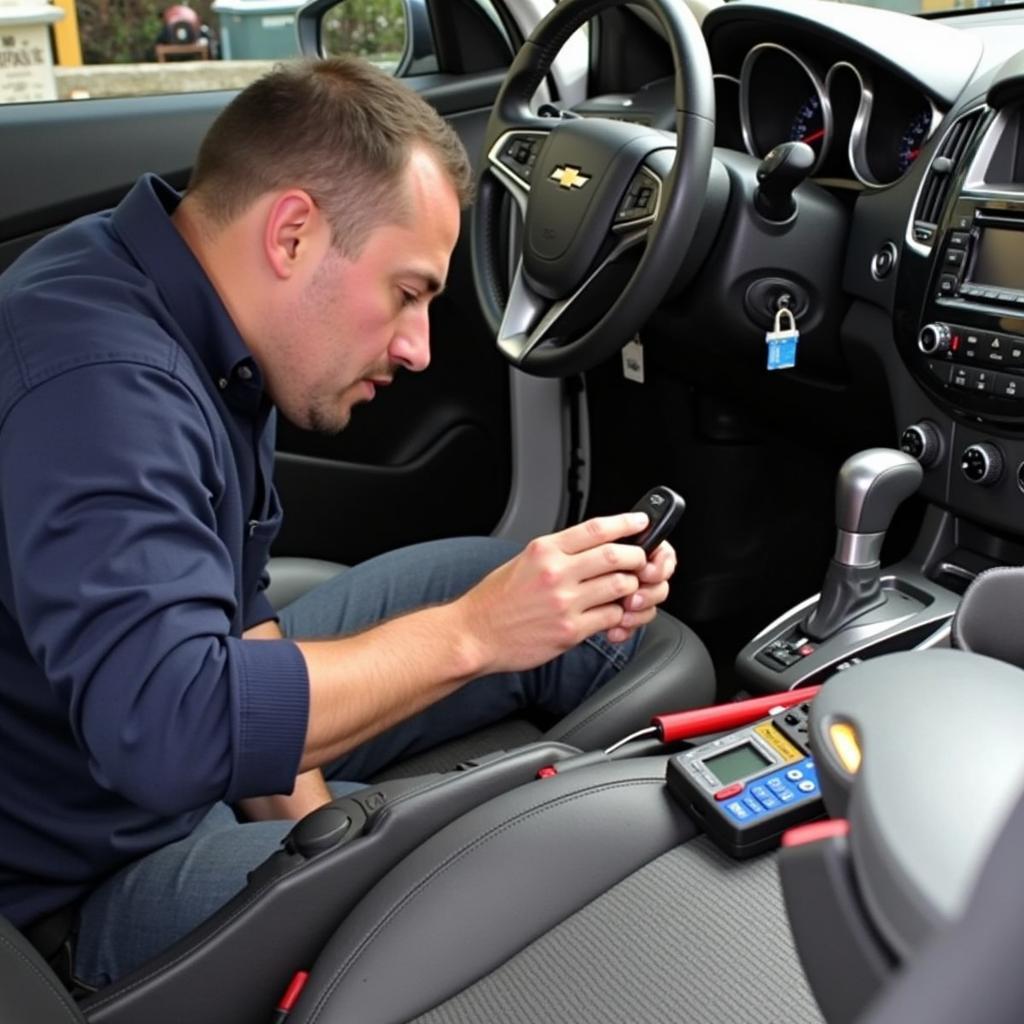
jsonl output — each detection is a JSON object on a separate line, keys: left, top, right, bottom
{"left": 802, "top": 449, "right": 923, "bottom": 641}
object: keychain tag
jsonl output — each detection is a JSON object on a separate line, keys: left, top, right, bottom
{"left": 765, "top": 308, "right": 799, "bottom": 371}
{"left": 622, "top": 335, "right": 645, "bottom": 383}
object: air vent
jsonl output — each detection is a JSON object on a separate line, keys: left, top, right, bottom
{"left": 911, "top": 107, "right": 985, "bottom": 249}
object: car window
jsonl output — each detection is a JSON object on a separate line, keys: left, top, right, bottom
{"left": 0, "top": 0, "right": 415, "bottom": 106}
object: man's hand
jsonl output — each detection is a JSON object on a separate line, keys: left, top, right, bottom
{"left": 614, "top": 538, "right": 676, "bottom": 644}
{"left": 456, "top": 512, "right": 678, "bottom": 674}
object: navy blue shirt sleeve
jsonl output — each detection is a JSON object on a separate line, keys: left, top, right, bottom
{"left": 0, "top": 361, "right": 309, "bottom": 815}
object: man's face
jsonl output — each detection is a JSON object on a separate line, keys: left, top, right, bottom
{"left": 268, "top": 149, "right": 461, "bottom": 433}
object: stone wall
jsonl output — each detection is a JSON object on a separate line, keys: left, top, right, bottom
{"left": 53, "top": 59, "right": 278, "bottom": 100}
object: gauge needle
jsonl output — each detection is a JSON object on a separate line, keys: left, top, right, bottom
{"left": 801, "top": 128, "right": 825, "bottom": 144}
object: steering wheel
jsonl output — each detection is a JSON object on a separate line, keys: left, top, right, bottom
{"left": 471, "top": 0, "right": 715, "bottom": 378}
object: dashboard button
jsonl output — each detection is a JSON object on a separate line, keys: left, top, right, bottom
{"left": 950, "top": 231, "right": 970, "bottom": 247}
{"left": 945, "top": 249, "right": 966, "bottom": 266}
{"left": 951, "top": 366, "right": 970, "bottom": 389}
{"left": 1006, "top": 340, "right": 1024, "bottom": 367}
{"left": 939, "top": 274, "right": 958, "bottom": 295}
{"left": 994, "top": 374, "right": 1023, "bottom": 399}
{"left": 970, "top": 369, "right": 995, "bottom": 393}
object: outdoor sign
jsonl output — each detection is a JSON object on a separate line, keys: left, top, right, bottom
{"left": 0, "top": 2, "right": 62, "bottom": 103}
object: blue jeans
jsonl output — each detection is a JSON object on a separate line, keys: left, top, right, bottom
{"left": 72, "top": 538, "right": 642, "bottom": 987}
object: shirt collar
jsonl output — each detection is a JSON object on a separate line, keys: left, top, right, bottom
{"left": 111, "top": 174, "right": 265, "bottom": 413}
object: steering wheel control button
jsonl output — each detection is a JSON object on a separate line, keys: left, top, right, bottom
{"left": 900, "top": 422, "right": 942, "bottom": 468}
{"left": 615, "top": 170, "right": 660, "bottom": 226}
{"left": 961, "top": 443, "right": 1004, "bottom": 485}
{"left": 498, "top": 134, "right": 542, "bottom": 183}
{"left": 918, "top": 322, "right": 951, "bottom": 355}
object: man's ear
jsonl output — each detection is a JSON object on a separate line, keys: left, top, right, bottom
{"left": 263, "top": 190, "right": 323, "bottom": 280}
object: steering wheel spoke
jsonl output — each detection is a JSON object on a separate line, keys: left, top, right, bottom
{"left": 498, "top": 229, "right": 650, "bottom": 365}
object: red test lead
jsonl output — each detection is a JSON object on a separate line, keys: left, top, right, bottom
{"left": 652, "top": 686, "right": 821, "bottom": 744}
{"left": 271, "top": 971, "right": 310, "bottom": 1024}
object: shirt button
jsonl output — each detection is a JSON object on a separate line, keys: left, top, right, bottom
{"left": 217, "top": 377, "right": 228, "bottom": 390}
{"left": 237, "top": 365, "right": 253, "bottom": 381}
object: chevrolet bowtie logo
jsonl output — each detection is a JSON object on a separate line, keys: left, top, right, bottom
{"left": 550, "top": 165, "right": 590, "bottom": 190}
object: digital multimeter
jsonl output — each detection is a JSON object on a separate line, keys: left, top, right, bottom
{"left": 666, "top": 700, "right": 822, "bottom": 858}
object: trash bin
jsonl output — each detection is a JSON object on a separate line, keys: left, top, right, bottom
{"left": 211, "top": 0, "right": 304, "bottom": 60}
{"left": 0, "top": 1, "right": 64, "bottom": 103}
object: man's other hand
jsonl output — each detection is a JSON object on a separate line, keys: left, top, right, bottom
{"left": 457, "top": 513, "right": 678, "bottom": 674}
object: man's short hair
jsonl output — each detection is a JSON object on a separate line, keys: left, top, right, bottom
{"left": 187, "top": 57, "right": 474, "bottom": 255}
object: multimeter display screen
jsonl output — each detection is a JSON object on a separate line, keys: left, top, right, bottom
{"left": 703, "top": 743, "right": 771, "bottom": 787}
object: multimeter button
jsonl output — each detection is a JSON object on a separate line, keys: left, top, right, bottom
{"left": 805, "top": 759, "right": 815, "bottom": 770}
{"left": 751, "top": 785, "right": 779, "bottom": 809}
{"left": 777, "top": 788, "right": 796, "bottom": 803}
{"left": 751, "top": 785, "right": 771, "bottom": 800}
{"left": 742, "top": 796, "right": 763, "bottom": 815}
{"left": 798, "top": 780, "right": 817, "bottom": 793}
{"left": 767, "top": 778, "right": 786, "bottom": 793}
{"left": 726, "top": 801, "right": 751, "bottom": 820}
{"left": 714, "top": 783, "right": 744, "bottom": 801}
{"left": 786, "top": 769, "right": 804, "bottom": 781}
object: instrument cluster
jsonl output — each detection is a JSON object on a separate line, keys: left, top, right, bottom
{"left": 713, "top": 42, "right": 938, "bottom": 188}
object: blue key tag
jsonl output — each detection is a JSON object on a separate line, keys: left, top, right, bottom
{"left": 765, "top": 308, "right": 799, "bottom": 371}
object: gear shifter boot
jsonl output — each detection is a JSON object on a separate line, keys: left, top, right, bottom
{"left": 803, "top": 561, "right": 885, "bottom": 641}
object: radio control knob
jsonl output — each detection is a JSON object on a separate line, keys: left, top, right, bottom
{"left": 900, "top": 421, "right": 942, "bottom": 468}
{"left": 961, "top": 443, "right": 1004, "bottom": 486}
{"left": 918, "top": 323, "right": 951, "bottom": 355}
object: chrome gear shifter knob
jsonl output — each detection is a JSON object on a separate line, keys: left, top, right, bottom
{"left": 832, "top": 448, "right": 923, "bottom": 567}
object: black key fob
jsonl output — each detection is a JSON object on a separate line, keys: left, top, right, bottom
{"left": 627, "top": 486, "right": 685, "bottom": 556}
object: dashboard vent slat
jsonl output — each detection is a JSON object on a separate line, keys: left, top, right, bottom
{"left": 912, "top": 108, "right": 985, "bottom": 244}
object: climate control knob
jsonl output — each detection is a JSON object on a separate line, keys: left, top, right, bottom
{"left": 961, "top": 443, "right": 1004, "bottom": 486}
{"left": 918, "top": 323, "right": 951, "bottom": 355}
{"left": 900, "top": 421, "right": 943, "bottom": 468}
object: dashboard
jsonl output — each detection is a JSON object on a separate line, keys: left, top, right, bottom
{"left": 579, "top": 0, "right": 1024, "bottom": 564}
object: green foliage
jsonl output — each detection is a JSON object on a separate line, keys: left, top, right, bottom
{"left": 322, "top": 0, "right": 406, "bottom": 64}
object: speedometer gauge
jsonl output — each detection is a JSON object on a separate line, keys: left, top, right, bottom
{"left": 790, "top": 95, "right": 826, "bottom": 150}
{"left": 740, "top": 44, "right": 831, "bottom": 174}
{"left": 897, "top": 109, "right": 932, "bottom": 174}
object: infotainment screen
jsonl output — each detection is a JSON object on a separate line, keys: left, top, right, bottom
{"left": 969, "top": 227, "right": 1024, "bottom": 291}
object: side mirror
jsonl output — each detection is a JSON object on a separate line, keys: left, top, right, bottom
{"left": 296, "top": 0, "right": 435, "bottom": 76}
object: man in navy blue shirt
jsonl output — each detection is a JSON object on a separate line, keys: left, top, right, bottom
{"left": 0, "top": 57, "right": 678, "bottom": 985}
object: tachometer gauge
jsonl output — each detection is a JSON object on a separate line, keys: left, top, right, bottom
{"left": 740, "top": 43, "right": 831, "bottom": 174}
{"left": 790, "top": 95, "right": 826, "bottom": 150}
{"left": 898, "top": 109, "right": 932, "bottom": 174}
